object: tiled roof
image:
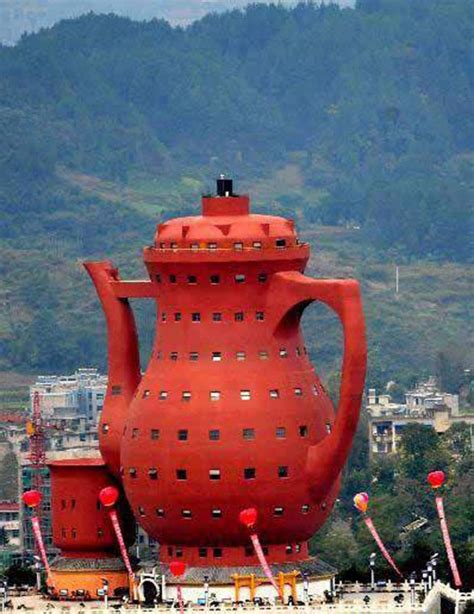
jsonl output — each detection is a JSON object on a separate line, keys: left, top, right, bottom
{"left": 51, "top": 556, "right": 336, "bottom": 584}
{"left": 0, "top": 501, "right": 19, "bottom": 511}
{"left": 142, "top": 558, "right": 336, "bottom": 585}
{"left": 52, "top": 557, "right": 127, "bottom": 571}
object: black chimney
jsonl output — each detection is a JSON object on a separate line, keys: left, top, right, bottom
{"left": 216, "top": 175, "right": 233, "bottom": 197}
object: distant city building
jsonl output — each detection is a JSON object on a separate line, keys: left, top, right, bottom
{"left": 367, "top": 377, "right": 474, "bottom": 457}
{"left": 0, "top": 501, "right": 20, "bottom": 547}
{"left": 30, "top": 368, "right": 106, "bottom": 428}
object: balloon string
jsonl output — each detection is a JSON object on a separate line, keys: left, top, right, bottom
{"left": 108, "top": 509, "right": 134, "bottom": 578}
{"left": 250, "top": 533, "right": 280, "bottom": 594}
{"left": 177, "top": 584, "right": 184, "bottom": 614}
{"left": 31, "top": 516, "right": 51, "bottom": 580}
{"left": 364, "top": 516, "right": 402, "bottom": 577}
{"left": 435, "top": 496, "right": 462, "bottom": 587}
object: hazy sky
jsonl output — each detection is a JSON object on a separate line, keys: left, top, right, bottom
{"left": 1, "top": 0, "right": 356, "bottom": 46}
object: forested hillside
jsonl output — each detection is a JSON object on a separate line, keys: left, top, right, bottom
{"left": 0, "top": 0, "right": 473, "bottom": 383}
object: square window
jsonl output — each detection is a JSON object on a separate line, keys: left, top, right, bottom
{"left": 242, "top": 428, "right": 255, "bottom": 440}
{"left": 213, "top": 548, "right": 223, "bottom": 558}
{"left": 156, "top": 508, "right": 165, "bottom": 518}
{"left": 210, "top": 275, "right": 220, "bottom": 284}
{"left": 178, "top": 429, "right": 188, "bottom": 441}
{"left": 170, "top": 242, "right": 178, "bottom": 249}
{"left": 101, "top": 423, "right": 109, "bottom": 434}
{"left": 295, "top": 543, "right": 301, "bottom": 553}
{"left": 209, "top": 429, "right": 220, "bottom": 441}
{"left": 155, "top": 274, "right": 161, "bottom": 283}
{"left": 301, "top": 504, "right": 310, "bottom": 514}
{"left": 190, "top": 243, "right": 199, "bottom": 251}
{"left": 159, "top": 391, "right": 168, "bottom": 400}
{"left": 199, "top": 547, "right": 208, "bottom": 557}
{"left": 279, "top": 348, "right": 288, "bottom": 358}
{"left": 167, "top": 546, "right": 173, "bottom": 556}
{"left": 129, "top": 468, "right": 137, "bottom": 478}
{"left": 210, "top": 391, "right": 221, "bottom": 401}
{"left": 235, "top": 312, "right": 244, "bottom": 322}
{"left": 275, "top": 238, "right": 286, "bottom": 248}
{"left": 276, "top": 426, "right": 286, "bottom": 439}
{"left": 188, "top": 275, "right": 197, "bottom": 284}
{"left": 273, "top": 507, "right": 284, "bottom": 516}
{"left": 213, "top": 312, "right": 222, "bottom": 322}
{"left": 235, "top": 274, "right": 246, "bottom": 284}
{"left": 212, "top": 509, "right": 222, "bottom": 518}
{"left": 294, "top": 387, "right": 303, "bottom": 397}
{"left": 259, "top": 350, "right": 269, "bottom": 360}
{"left": 326, "top": 423, "right": 332, "bottom": 434}
{"left": 212, "top": 352, "right": 222, "bottom": 362}
{"left": 182, "top": 510, "right": 192, "bottom": 519}
{"left": 278, "top": 466, "right": 289, "bottom": 478}
{"left": 244, "top": 467, "right": 256, "bottom": 480}
{"left": 111, "top": 385, "right": 122, "bottom": 396}
{"left": 269, "top": 389, "right": 280, "bottom": 399}
{"left": 208, "top": 243, "right": 217, "bottom": 250}
{"left": 256, "top": 311, "right": 265, "bottom": 321}
{"left": 151, "top": 429, "right": 160, "bottom": 440}
{"left": 236, "top": 351, "right": 246, "bottom": 361}
{"left": 156, "top": 351, "right": 162, "bottom": 360}
{"left": 189, "top": 352, "right": 199, "bottom": 361}
{"left": 169, "top": 275, "right": 177, "bottom": 283}
{"left": 299, "top": 425, "right": 308, "bottom": 438}
{"left": 174, "top": 312, "right": 182, "bottom": 322}
{"left": 296, "top": 347, "right": 302, "bottom": 356}
{"left": 253, "top": 242, "right": 263, "bottom": 250}
{"left": 142, "top": 389, "right": 150, "bottom": 398}
{"left": 176, "top": 469, "right": 187, "bottom": 480}
{"left": 258, "top": 272, "right": 267, "bottom": 281}
{"left": 313, "top": 384, "right": 319, "bottom": 396}
{"left": 234, "top": 242, "right": 243, "bottom": 251}
{"left": 148, "top": 468, "right": 158, "bottom": 480}
{"left": 132, "top": 428, "right": 139, "bottom": 439}
{"left": 170, "top": 352, "right": 178, "bottom": 361}
{"left": 286, "top": 545, "right": 293, "bottom": 554}
{"left": 240, "top": 390, "right": 251, "bottom": 401}
{"left": 192, "top": 313, "right": 201, "bottom": 322}
{"left": 182, "top": 391, "right": 192, "bottom": 401}
{"left": 161, "top": 313, "right": 167, "bottom": 322}
{"left": 209, "top": 469, "right": 221, "bottom": 480}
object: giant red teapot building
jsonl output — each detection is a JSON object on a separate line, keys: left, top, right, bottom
{"left": 46, "top": 177, "right": 367, "bottom": 602}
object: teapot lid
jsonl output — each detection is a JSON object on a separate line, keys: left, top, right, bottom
{"left": 145, "top": 177, "right": 309, "bottom": 263}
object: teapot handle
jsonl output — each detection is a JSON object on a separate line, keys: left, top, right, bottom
{"left": 272, "top": 271, "right": 367, "bottom": 500}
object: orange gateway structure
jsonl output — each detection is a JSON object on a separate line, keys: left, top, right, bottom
{"left": 47, "top": 177, "right": 367, "bottom": 601}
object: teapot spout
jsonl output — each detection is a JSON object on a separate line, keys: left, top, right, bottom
{"left": 84, "top": 261, "right": 141, "bottom": 477}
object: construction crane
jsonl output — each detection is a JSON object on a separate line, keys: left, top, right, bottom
{"left": 26, "top": 391, "right": 46, "bottom": 499}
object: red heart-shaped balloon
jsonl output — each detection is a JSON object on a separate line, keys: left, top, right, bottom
{"left": 99, "top": 486, "right": 120, "bottom": 507}
{"left": 169, "top": 561, "right": 186, "bottom": 577}
{"left": 427, "top": 470, "right": 445, "bottom": 489}
{"left": 22, "top": 490, "right": 42, "bottom": 508}
{"left": 239, "top": 507, "right": 258, "bottom": 529}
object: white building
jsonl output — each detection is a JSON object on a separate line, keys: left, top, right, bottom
{"left": 30, "top": 368, "right": 106, "bottom": 426}
{"left": 0, "top": 501, "right": 20, "bottom": 547}
{"left": 367, "top": 377, "right": 473, "bottom": 457}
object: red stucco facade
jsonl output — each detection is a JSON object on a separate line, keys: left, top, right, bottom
{"left": 50, "top": 180, "right": 366, "bottom": 570}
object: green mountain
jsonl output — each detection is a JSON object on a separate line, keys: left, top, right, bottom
{"left": 0, "top": 0, "right": 472, "bottom": 388}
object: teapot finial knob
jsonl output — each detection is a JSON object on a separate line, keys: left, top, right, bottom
{"left": 216, "top": 175, "right": 233, "bottom": 197}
